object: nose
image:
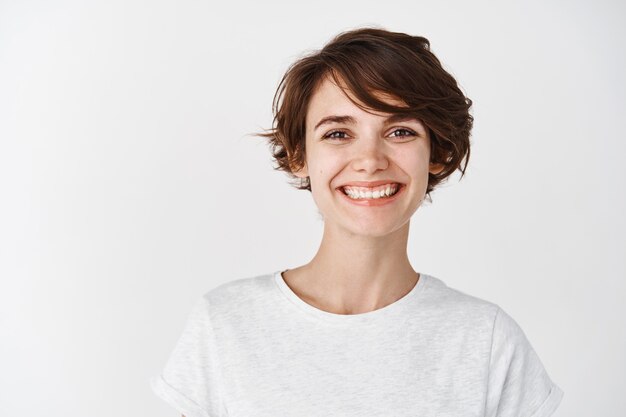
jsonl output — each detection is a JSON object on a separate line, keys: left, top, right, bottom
{"left": 350, "top": 133, "right": 389, "bottom": 174}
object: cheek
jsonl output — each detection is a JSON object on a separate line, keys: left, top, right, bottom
{"left": 397, "top": 151, "right": 429, "bottom": 176}
{"left": 307, "top": 153, "right": 343, "bottom": 195}
{"left": 308, "top": 149, "right": 343, "bottom": 175}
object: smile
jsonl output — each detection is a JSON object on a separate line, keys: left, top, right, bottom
{"left": 341, "top": 183, "right": 400, "bottom": 199}
{"left": 337, "top": 183, "right": 406, "bottom": 206}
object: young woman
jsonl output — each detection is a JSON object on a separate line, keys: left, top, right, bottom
{"left": 151, "top": 27, "right": 564, "bottom": 417}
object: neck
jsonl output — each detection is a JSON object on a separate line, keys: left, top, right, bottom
{"left": 288, "top": 220, "right": 419, "bottom": 315}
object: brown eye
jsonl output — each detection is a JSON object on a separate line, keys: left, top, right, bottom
{"left": 323, "top": 130, "right": 349, "bottom": 140}
{"left": 391, "top": 128, "right": 417, "bottom": 138}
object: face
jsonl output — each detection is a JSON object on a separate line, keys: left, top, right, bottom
{"left": 293, "top": 75, "right": 444, "bottom": 237}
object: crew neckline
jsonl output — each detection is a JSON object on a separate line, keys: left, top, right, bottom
{"left": 273, "top": 269, "right": 430, "bottom": 324}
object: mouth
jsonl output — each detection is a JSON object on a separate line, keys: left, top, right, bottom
{"left": 338, "top": 182, "right": 403, "bottom": 198}
{"left": 336, "top": 182, "right": 406, "bottom": 205}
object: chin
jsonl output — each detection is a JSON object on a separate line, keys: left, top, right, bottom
{"left": 345, "top": 218, "right": 411, "bottom": 238}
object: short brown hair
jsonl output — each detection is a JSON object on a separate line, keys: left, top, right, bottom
{"left": 254, "top": 26, "right": 473, "bottom": 202}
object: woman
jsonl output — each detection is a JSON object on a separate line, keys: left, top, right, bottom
{"left": 151, "top": 27, "right": 564, "bottom": 417}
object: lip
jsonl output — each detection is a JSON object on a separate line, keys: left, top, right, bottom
{"left": 337, "top": 180, "right": 404, "bottom": 188}
{"left": 336, "top": 183, "right": 406, "bottom": 207}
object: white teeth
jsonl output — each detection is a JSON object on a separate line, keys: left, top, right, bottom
{"left": 343, "top": 184, "right": 400, "bottom": 200}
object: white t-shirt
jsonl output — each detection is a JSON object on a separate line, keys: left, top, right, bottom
{"left": 150, "top": 270, "right": 564, "bottom": 417}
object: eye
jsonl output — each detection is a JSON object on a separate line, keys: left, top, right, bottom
{"left": 322, "top": 130, "right": 349, "bottom": 140}
{"left": 391, "top": 128, "right": 417, "bottom": 138}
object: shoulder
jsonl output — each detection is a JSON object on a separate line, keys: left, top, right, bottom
{"left": 204, "top": 270, "right": 277, "bottom": 303}
{"left": 423, "top": 274, "right": 546, "bottom": 361}
{"left": 194, "top": 270, "right": 280, "bottom": 321}
{"left": 421, "top": 273, "right": 500, "bottom": 327}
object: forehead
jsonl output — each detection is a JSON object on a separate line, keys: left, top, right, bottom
{"left": 306, "top": 75, "right": 407, "bottom": 124}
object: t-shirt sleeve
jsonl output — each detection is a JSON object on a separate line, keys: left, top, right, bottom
{"left": 484, "top": 306, "right": 564, "bottom": 417}
{"left": 150, "top": 296, "right": 226, "bottom": 417}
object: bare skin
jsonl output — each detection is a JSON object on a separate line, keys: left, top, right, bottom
{"left": 284, "top": 74, "right": 444, "bottom": 315}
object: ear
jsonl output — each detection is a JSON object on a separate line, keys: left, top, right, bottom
{"left": 429, "top": 162, "right": 445, "bottom": 175}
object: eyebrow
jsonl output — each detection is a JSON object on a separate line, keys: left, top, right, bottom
{"left": 313, "top": 112, "right": 422, "bottom": 131}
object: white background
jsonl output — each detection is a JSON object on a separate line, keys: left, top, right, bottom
{"left": 1, "top": 0, "right": 624, "bottom": 416}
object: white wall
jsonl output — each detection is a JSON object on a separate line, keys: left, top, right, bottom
{"left": 0, "top": 0, "right": 624, "bottom": 416}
